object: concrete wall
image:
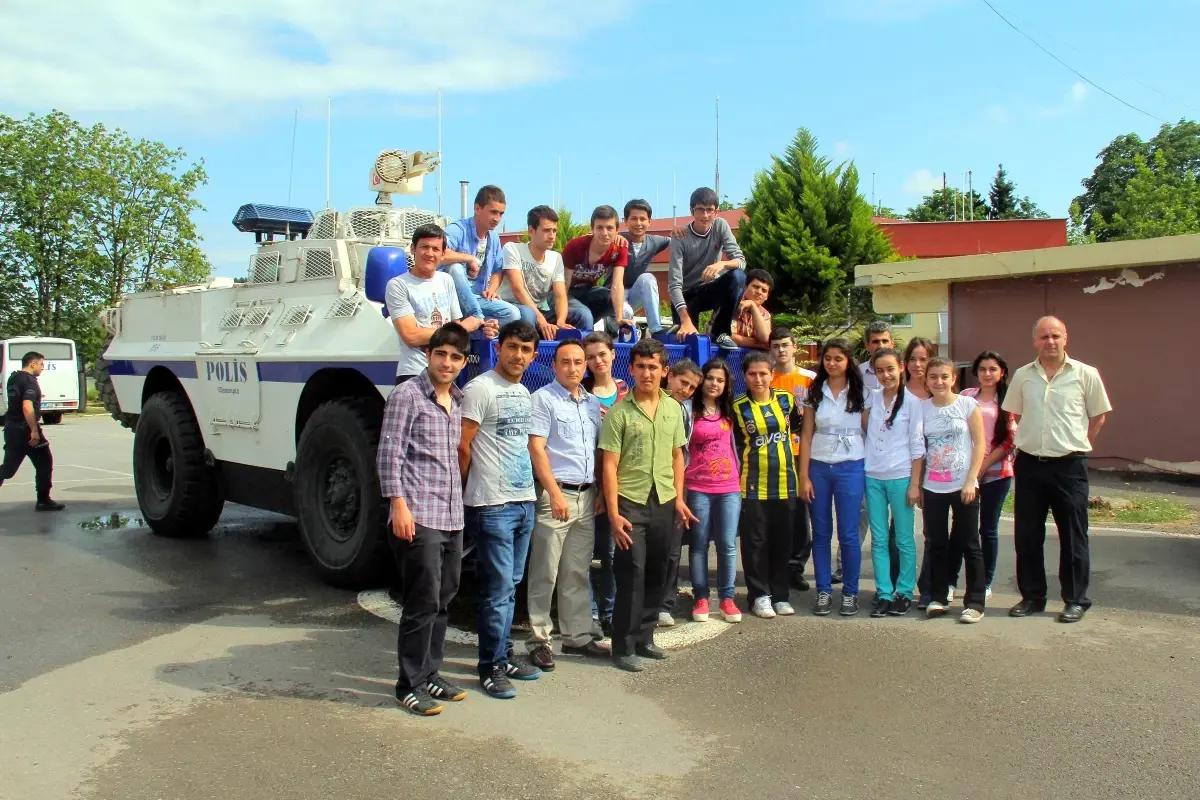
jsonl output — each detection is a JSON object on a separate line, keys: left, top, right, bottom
{"left": 948, "top": 262, "right": 1198, "bottom": 473}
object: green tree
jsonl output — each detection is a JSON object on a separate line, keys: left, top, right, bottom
{"left": 1074, "top": 120, "right": 1200, "bottom": 240}
{"left": 1103, "top": 151, "right": 1200, "bottom": 240}
{"left": 736, "top": 128, "right": 897, "bottom": 332}
{"left": 906, "top": 187, "right": 990, "bottom": 222}
{"left": 717, "top": 194, "right": 736, "bottom": 211}
{"left": 987, "top": 164, "right": 1048, "bottom": 220}
{"left": 0, "top": 110, "right": 210, "bottom": 363}
{"left": 1066, "top": 201, "right": 1095, "bottom": 245}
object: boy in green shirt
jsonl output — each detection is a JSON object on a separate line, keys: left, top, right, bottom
{"left": 598, "top": 339, "right": 696, "bottom": 672}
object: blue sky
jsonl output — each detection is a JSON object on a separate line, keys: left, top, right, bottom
{"left": 3, "top": 0, "right": 1198, "bottom": 278}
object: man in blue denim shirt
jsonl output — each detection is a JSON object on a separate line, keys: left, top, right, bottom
{"left": 459, "top": 320, "right": 540, "bottom": 699}
{"left": 441, "top": 185, "right": 521, "bottom": 326}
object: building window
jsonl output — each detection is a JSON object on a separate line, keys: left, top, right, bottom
{"left": 888, "top": 313, "right": 913, "bottom": 328}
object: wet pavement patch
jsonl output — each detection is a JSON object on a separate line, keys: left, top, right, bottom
{"left": 79, "top": 512, "right": 145, "bottom": 531}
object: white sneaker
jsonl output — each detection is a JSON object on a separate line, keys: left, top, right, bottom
{"left": 985, "top": 586, "right": 993, "bottom": 601}
{"left": 773, "top": 601, "right": 796, "bottom": 616}
{"left": 657, "top": 611, "right": 675, "bottom": 627}
{"left": 959, "top": 608, "right": 984, "bottom": 624}
{"left": 752, "top": 597, "right": 777, "bottom": 619}
{"left": 926, "top": 601, "right": 948, "bottom": 617}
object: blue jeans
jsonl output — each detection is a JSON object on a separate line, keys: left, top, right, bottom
{"left": 470, "top": 501, "right": 535, "bottom": 672}
{"left": 517, "top": 300, "right": 593, "bottom": 333}
{"left": 865, "top": 477, "right": 917, "bottom": 600}
{"left": 809, "top": 459, "right": 865, "bottom": 595}
{"left": 627, "top": 272, "right": 663, "bottom": 332}
{"left": 591, "top": 513, "right": 616, "bottom": 619}
{"left": 570, "top": 286, "right": 615, "bottom": 332}
{"left": 443, "top": 264, "right": 520, "bottom": 324}
{"left": 688, "top": 490, "right": 741, "bottom": 601}
{"left": 671, "top": 268, "right": 746, "bottom": 337}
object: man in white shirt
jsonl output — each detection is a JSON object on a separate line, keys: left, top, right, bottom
{"left": 386, "top": 224, "right": 495, "bottom": 383}
{"left": 500, "top": 206, "right": 587, "bottom": 339}
{"left": 1002, "top": 316, "right": 1111, "bottom": 624}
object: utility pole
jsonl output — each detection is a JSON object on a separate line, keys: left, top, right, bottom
{"left": 968, "top": 170, "right": 974, "bottom": 221}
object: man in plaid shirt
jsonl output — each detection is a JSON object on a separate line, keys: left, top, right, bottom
{"left": 376, "top": 322, "right": 472, "bottom": 717}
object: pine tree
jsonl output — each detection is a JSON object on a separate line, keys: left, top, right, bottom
{"left": 988, "top": 164, "right": 1017, "bottom": 219}
{"left": 737, "top": 128, "right": 896, "bottom": 326}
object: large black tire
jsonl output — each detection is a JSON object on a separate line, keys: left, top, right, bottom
{"left": 293, "top": 397, "right": 387, "bottom": 589}
{"left": 93, "top": 347, "right": 139, "bottom": 430}
{"left": 133, "top": 391, "right": 224, "bottom": 538}
{"left": 41, "top": 412, "right": 63, "bottom": 425}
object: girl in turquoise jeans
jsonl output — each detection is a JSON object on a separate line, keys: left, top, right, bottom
{"left": 862, "top": 349, "right": 924, "bottom": 617}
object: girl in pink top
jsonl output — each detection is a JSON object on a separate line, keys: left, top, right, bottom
{"left": 686, "top": 359, "right": 743, "bottom": 623}
{"left": 958, "top": 350, "right": 1016, "bottom": 596}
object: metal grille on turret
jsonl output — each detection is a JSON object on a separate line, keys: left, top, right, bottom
{"left": 326, "top": 294, "right": 363, "bottom": 319}
{"left": 249, "top": 251, "right": 281, "bottom": 283}
{"left": 401, "top": 209, "right": 437, "bottom": 238}
{"left": 348, "top": 209, "right": 389, "bottom": 240}
{"left": 219, "top": 308, "right": 246, "bottom": 329}
{"left": 311, "top": 210, "right": 340, "bottom": 240}
{"left": 242, "top": 305, "right": 273, "bottom": 327}
{"left": 281, "top": 305, "right": 313, "bottom": 326}
{"left": 302, "top": 248, "right": 335, "bottom": 280}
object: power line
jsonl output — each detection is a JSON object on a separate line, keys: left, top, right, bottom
{"left": 987, "top": 0, "right": 1195, "bottom": 114}
{"left": 977, "top": 0, "right": 1167, "bottom": 124}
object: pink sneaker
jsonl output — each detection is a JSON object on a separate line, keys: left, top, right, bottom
{"left": 720, "top": 598, "right": 743, "bottom": 623}
{"left": 692, "top": 598, "right": 710, "bottom": 622}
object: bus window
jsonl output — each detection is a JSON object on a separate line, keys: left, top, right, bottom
{"left": 8, "top": 342, "right": 74, "bottom": 361}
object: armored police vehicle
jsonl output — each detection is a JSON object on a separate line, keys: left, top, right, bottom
{"left": 95, "top": 150, "right": 449, "bottom": 588}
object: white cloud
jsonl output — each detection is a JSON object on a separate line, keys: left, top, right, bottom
{"left": 0, "top": 0, "right": 623, "bottom": 122}
{"left": 1035, "top": 81, "right": 1090, "bottom": 119}
{"left": 821, "top": 0, "right": 963, "bottom": 21}
{"left": 833, "top": 141, "right": 854, "bottom": 158}
{"left": 902, "top": 168, "right": 943, "bottom": 197}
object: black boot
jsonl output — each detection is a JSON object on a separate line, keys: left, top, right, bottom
{"left": 36, "top": 498, "right": 65, "bottom": 511}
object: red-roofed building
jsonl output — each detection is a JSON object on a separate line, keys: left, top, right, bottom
{"left": 500, "top": 209, "right": 1067, "bottom": 342}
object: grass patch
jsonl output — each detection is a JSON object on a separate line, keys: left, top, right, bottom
{"left": 1001, "top": 491, "right": 1192, "bottom": 525}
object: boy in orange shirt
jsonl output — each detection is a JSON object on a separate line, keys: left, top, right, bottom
{"left": 769, "top": 326, "right": 817, "bottom": 591}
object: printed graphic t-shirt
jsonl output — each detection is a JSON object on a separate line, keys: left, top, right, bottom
{"left": 921, "top": 395, "right": 979, "bottom": 494}
{"left": 462, "top": 370, "right": 536, "bottom": 507}
{"left": 561, "top": 234, "right": 629, "bottom": 292}
{"left": 500, "top": 242, "right": 565, "bottom": 309}
{"left": 685, "top": 413, "right": 741, "bottom": 494}
{"left": 386, "top": 271, "right": 463, "bottom": 377}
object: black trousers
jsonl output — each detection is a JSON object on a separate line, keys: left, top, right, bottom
{"left": 922, "top": 490, "right": 985, "bottom": 610}
{"left": 740, "top": 497, "right": 794, "bottom": 604}
{"left": 612, "top": 490, "right": 678, "bottom": 657}
{"left": 1013, "top": 451, "right": 1090, "bottom": 608}
{"left": 660, "top": 532, "right": 683, "bottom": 615}
{"left": 789, "top": 498, "right": 812, "bottom": 573}
{"left": 1, "top": 423, "right": 52, "bottom": 501}
{"left": 388, "top": 524, "right": 463, "bottom": 695}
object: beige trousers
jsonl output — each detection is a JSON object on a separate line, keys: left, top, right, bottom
{"left": 526, "top": 486, "right": 597, "bottom": 649}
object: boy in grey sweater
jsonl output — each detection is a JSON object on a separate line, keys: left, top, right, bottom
{"left": 667, "top": 187, "right": 746, "bottom": 350}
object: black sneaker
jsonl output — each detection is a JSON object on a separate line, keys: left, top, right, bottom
{"left": 791, "top": 573, "right": 811, "bottom": 591}
{"left": 840, "top": 595, "right": 860, "bottom": 616}
{"left": 480, "top": 665, "right": 517, "bottom": 699}
{"left": 869, "top": 598, "right": 890, "bottom": 618}
{"left": 398, "top": 687, "right": 443, "bottom": 716}
{"left": 528, "top": 643, "right": 555, "bottom": 672}
{"left": 887, "top": 596, "right": 912, "bottom": 616}
{"left": 504, "top": 661, "right": 542, "bottom": 681}
{"left": 35, "top": 500, "right": 65, "bottom": 512}
{"left": 814, "top": 591, "right": 833, "bottom": 616}
{"left": 426, "top": 675, "right": 467, "bottom": 701}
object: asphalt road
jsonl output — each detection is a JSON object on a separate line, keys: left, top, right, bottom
{"left": 1, "top": 415, "right": 1198, "bottom": 800}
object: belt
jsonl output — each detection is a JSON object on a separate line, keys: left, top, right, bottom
{"left": 1018, "top": 450, "right": 1087, "bottom": 462}
{"left": 558, "top": 481, "right": 594, "bottom": 492}
{"left": 815, "top": 426, "right": 861, "bottom": 455}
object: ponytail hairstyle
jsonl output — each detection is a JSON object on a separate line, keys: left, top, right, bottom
{"left": 871, "top": 347, "right": 905, "bottom": 429}
{"left": 807, "top": 338, "right": 865, "bottom": 414}
{"left": 972, "top": 350, "right": 1012, "bottom": 448}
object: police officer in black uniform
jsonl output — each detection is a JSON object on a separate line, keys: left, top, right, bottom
{"left": 0, "top": 351, "right": 64, "bottom": 511}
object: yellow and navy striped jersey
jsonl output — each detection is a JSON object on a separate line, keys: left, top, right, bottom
{"left": 733, "top": 389, "right": 799, "bottom": 500}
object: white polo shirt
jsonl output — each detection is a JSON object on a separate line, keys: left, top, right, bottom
{"left": 1002, "top": 356, "right": 1111, "bottom": 458}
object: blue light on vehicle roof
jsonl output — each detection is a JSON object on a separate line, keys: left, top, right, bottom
{"left": 232, "top": 204, "right": 315, "bottom": 237}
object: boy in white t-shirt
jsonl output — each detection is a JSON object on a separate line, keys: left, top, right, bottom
{"left": 500, "top": 206, "right": 588, "bottom": 339}
{"left": 387, "top": 224, "right": 495, "bottom": 382}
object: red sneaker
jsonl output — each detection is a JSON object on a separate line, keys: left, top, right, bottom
{"left": 719, "top": 598, "right": 743, "bottom": 623}
{"left": 692, "top": 598, "right": 710, "bottom": 622}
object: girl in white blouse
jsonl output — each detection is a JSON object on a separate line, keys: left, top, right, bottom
{"left": 920, "top": 358, "right": 987, "bottom": 623}
{"left": 798, "top": 338, "right": 867, "bottom": 617}
{"left": 861, "top": 348, "right": 923, "bottom": 617}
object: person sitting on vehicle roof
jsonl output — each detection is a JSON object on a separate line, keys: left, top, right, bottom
{"left": 440, "top": 185, "right": 521, "bottom": 328}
